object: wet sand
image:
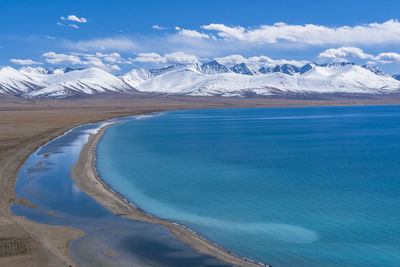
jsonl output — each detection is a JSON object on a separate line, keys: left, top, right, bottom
{"left": 1, "top": 93, "right": 400, "bottom": 266}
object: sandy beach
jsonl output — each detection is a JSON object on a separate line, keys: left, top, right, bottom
{"left": 1, "top": 94, "right": 400, "bottom": 266}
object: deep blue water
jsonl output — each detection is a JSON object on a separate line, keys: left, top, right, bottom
{"left": 97, "top": 106, "right": 400, "bottom": 266}
{"left": 12, "top": 116, "right": 231, "bottom": 267}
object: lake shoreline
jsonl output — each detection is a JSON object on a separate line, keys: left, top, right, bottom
{"left": 70, "top": 114, "right": 267, "bottom": 267}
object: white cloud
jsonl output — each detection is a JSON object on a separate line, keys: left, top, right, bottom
{"left": 200, "top": 20, "right": 400, "bottom": 45}
{"left": 42, "top": 52, "right": 82, "bottom": 65}
{"left": 165, "top": 51, "right": 199, "bottom": 64}
{"left": 375, "top": 52, "right": 400, "bottom": 63}
{"left": 111, "top": 65, "right": 121, "bottom": 71}
{"left": 43, "top": 52, "right": 80, "bottom": 65}
{"left": 152, "top": 25, "right": 167, "bottom": 30}
{"left": 69, "top": 24, "right": 79, "bottom": 29}
{"left": 202, "top": 24, "right": 246, "bottom": 40}
{"left": 41, "top": 51, "right": 130, "bottom": 72}
{"left": 216, "top": 54, "right": 308, "bottom": 67}
{"left": 132, "top": 51, "right": 198, "bottom": 64}
{"left": 318, "top": 46, "right": 400, "bottom": 64}
{"left": 318, "top": 47, "right": 374, "bottom": 60}
{"left": 249, "top": 56, "right": 308, "bottom": 67}
{"left": 10, "top": 59, "right": 42, "bottom": 65}
{"left": 176, "top": 28, "right": 210, "bottom": 39}
{"left": 61, "top": 15, "right": 87, "bottom": 23}
{"left": 215, "top": 54, "right": 248, "bottom": 65}
{"left": 82, "top": 56, "right": 106, "bottom": 68}
{"left": 96, "top": 52, "right": 120, "bottom": 63}
{"left": 94, "top": 52, "right": 132, "bottom": 64}
{"left": 133, "top": 52, "right": 166, "bottom": 63}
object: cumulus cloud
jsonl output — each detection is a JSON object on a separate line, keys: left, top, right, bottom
{"left": 318, "top": 46, "right": 400, "bottom": 64}
{"left": 10, "top": 59, "right": 42, "bottom": 65}
{"left": 111, "top": 65, "right": 121, "bottom": 71}
{"left": 248, "top": 56, "right": 309, "bottom": 67}
{"left": 95, "top": 52, "right": 120, "bottom": 63}
{"left": 41, "top": 51, "right": 135, "bottom": 72}
{"left": 61, "top": 15, "right": 87, "bottom": 23}
{"left": 132, "top": 51, "right": 199, "bottom": 64}
{"left": 133, "top": 52, "right": 165, "bottom": 63}
{"left": 42, "top": 52, "right": 82, "bottom": 65}
{"left": 165, "top": 51, "right": 199, "bottom": 64}
{"left": 200, "top": 20, "right": 400, "bottom": 45}
{"left": 69, "top": 24, "right": 79, "bottom": 29}
{"left": 375, "top": 52, "right": 400, "bottom": 63}
{"left": 175, "top": 27, "right": 210, "bottom": 39}
{"left": 94, "top": 52, "right": 132, "bottom": 64}
{"left": 318, "top": 47, "right": 374, "bottom": 60}
{"left": 215, "top": 54, "right": 248, "bottom": 65}
{"left": 216, "top": 54, "right": 308, "bottom": 67}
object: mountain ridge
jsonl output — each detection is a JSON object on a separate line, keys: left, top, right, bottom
{"left": 1, "top": 61, "right": 400, "bottom": 98}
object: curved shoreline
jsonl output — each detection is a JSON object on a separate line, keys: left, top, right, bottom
{"left": 2, "top": 124, "right": 89, "bottom": 267}
{"left": 70, "top": 116, "right": 268, "bottom": 267}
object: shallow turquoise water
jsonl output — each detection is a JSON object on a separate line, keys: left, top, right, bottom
{"left": 97, "top": 106, "right": 400, "bottom": 266}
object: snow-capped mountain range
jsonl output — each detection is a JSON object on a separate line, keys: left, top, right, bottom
{"left": 1, "top": 61, "right": 400, "bottom": 98}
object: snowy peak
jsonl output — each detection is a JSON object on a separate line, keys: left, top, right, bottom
{"left": 392, "top": 74, "right": 400, "bottom": 81}
{"left": 0, "top": 66, "right": 135, "bottom": 98}
{"left": 273, "top": 64, "right": 300, "bottom": 75}
{"left": 361, "top": 65, "right": 387, "bottom": 76}
{"left": 259, "top": 66, "right": 273, "bottom": 74}
{"left": 121, "top": 68, "right": 153, "bottom": 88}
{"left": 259, "top": 63, "right": 314, "bottom": 75}
{"left": 230, "top": 63, "right": 256, "bottom": 75}
{"left": 201, "top": 60, "right": 231, "bottom": 74}
{"left": 19, "top": 66, "right": 52, "bottom": 75}
{"left": 19, "top": 66, "right": 84, "bottom": 75}
{"left": 64, "top": 67, "right": 85, "bottom": 73}
{"left": 299, "top": 63, "right": 315, "bottom": 74}
{"left": 148, "top": 64, "right": 188, "bottom": 76}
{"left": 27, "top": 67, "right": 135, "bottom": 98}
{"left": 0, "top": 66, "right": 45, "bottom": 95}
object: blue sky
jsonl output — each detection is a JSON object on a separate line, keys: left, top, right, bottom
{"left": 2, "top": 0, "right": 400, "bottom": 73}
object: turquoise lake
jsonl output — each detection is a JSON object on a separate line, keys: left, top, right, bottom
{"left": 97, "top": 106, "right": 400, "bottom": 266}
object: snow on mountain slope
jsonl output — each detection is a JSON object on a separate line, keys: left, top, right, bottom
{"left": 230, "top": 63, "right": 257, "bottom": 75}
{"left": 133, "top": 63, "right": 400, "bottom": 96}
{"left": 27, "top": 68, "right": 134, "bottom": 98}
{"left": 392, "top": 74, "right": 400, "bottom": 81}
{"left": 361, "top": 65, "right": 387, "bottom": 76}
{"left": 135, "top": 66, "right": 206, "bottom": 94}
{"left": 201, "top": 60, "right": 231, "bottom": 74}
{"left": 298, "top": 65, "right": 400, "bottom": 93}
{"left": 0, "top": 66, "right": 45, "bottom": 95}
{"left": 121, "top": 69, "right": 153, "bottom": 88}
{"left": 19, "top": 66, "right": 53, "bottom": 75}
{"left": 1, "top": 62, "right": 399, "bottom": 98}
